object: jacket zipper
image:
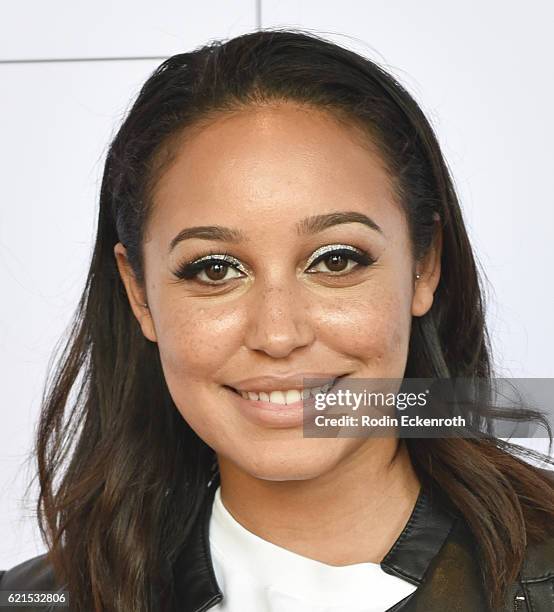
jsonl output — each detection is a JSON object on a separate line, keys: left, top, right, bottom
{"left": 513, "top": 588, "right": 528, "bottom": 612}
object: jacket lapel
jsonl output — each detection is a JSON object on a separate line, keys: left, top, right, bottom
{"left": 169, "top": 475, "right": 490, "bottom": 612}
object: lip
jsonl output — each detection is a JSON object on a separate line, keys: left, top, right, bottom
{"left": 223, "top": 372, "right": 348, "bottom": 429}
{"left": 226, "top": 372, "right": 345, "bottom": 394}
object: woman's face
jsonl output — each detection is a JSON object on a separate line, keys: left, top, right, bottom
{"left": 115, "top": 102, "right": 440, "bottom": 481}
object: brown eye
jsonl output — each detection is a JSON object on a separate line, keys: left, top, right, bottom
{"left": 325, "top": 253, "right": 348, "bottom": 272}
{"left": 173, "top": 255, "right": 245, "bottom": 285}
{"left": 205, "top": 262, "right": 229, "bottom": 281}
{"left": 306, "top": 246, "right": 376, "bottom": 276}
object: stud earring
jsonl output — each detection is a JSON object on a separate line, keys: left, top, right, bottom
{"left": 416, "top": 274, "right": 421, "bottom": 280}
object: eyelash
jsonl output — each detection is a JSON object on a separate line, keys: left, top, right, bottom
{"left": 172, "top": 245, "right": 377, "bottom": 286}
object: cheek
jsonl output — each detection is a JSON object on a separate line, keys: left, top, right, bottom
{"left": 154, "top": 303, "right": 244, "bottom": 448}
{"left": 155, "top": 302, "right": 244, "bottom": 380}
{"left": 314, "top": 285, "right": 412, "bottom": 367}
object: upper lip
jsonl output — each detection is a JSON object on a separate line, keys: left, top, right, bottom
{"left": 226, "top": 373, "right": 346, "bottom": 393}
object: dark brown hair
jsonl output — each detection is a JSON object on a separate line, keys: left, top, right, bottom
{"left": 30, "top": 28, "right": 554, "bottom": 611}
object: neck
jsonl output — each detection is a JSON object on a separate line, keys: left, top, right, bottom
{"left": 216, "top": 438, "right": 421, "bottom": 566}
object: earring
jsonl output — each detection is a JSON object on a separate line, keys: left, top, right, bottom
{"left": 142, "top": 302, "right": 149, "bottom": 308}
{"left": 415, "top": 274, "right": 421, "bottom": 280}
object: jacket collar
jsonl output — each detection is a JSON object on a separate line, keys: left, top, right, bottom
{"left": 169, "top": 472, "right": 459, "bottom": 612}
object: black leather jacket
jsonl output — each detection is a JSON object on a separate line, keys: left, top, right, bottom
{"left": 2, "top": 469, "right": 554, "bottom": 611}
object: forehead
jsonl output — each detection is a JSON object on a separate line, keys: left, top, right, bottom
{"left": 146, "top": 102, "right": 402, "bottom": 243}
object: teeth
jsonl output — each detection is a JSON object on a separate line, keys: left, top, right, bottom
{"left": 285, "top": 389, "right": 301, "bottom": 404}
{"left": 310, "top": 383, "right": 332, "bottom": 397}
{"left": 269, "top": 390, "right": 286, "bottom": 404}
{"left": 236, "top": 381, "right": 335, "bottom": 405}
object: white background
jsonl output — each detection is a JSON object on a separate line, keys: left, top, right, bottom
{"left": 1, "top": 1, "right": 553, "bottom": 568}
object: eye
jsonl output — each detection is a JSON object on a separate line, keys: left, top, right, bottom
{"left": 172, "top": 253, "right": 247, "bottom": 286}
{"left": 305, "top": 245, "right": 376, "bottom": 275}
{"left": 172, "top": 244, "right": 376, "bottom": 287}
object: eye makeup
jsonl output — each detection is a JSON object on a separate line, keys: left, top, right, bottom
{"left": 171, "top": 243, "right": 377, "bottom": 285}
{"left": 172, "top": 252, "right": 248, "bottom": 281}
{"left": 304, "top": 244, "right": 376, "bottom": 271}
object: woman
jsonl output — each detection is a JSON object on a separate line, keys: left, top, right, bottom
{"left": 2, "top": 29, "right": 554, "bottom": 612}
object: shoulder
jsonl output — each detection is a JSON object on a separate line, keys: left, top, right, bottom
{"left": 0, "top": 553, "right": 59, "bottom": 591}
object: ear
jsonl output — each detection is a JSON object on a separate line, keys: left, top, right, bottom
{"left": 113, "top": 242, "right": 158, "bottom": 342}
{"left": 411, "top": 218, "right": 442, "bottom": 317}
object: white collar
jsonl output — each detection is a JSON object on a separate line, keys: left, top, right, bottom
{"left": 208, "top": 485, "right": 416, "bottom": 605}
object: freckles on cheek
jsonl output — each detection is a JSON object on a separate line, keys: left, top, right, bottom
{"left": 317, "top": 291, "right": 409, "bottom": 358}
{"left": 157, "top": 304, "right": 243, "bottom": 376}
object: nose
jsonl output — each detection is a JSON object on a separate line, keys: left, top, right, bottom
{"left": 243, "top": 282, "right": 315, "bottom": 359}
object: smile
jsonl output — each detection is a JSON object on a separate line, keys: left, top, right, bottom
{"left": 225, "top": 379, "right": 338, "bottom": 406}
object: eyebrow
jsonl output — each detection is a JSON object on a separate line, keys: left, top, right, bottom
{"left": 168, "top": 211, "right": 384, "bottom": 253}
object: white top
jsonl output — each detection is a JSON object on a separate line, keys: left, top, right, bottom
{"left": 208, "top": 485, "right": 418, "bottom": 612}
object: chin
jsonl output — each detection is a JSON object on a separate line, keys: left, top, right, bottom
{"left": 234, "top": 438, "right": 352, "bottom": 482}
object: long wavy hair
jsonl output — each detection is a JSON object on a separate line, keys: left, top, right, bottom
{"left": 30, "top": 29, "right": 554, "bottom": 611}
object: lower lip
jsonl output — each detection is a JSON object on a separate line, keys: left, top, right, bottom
{"left": 224, "top": 386, "right": 323, "bottom": 428}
